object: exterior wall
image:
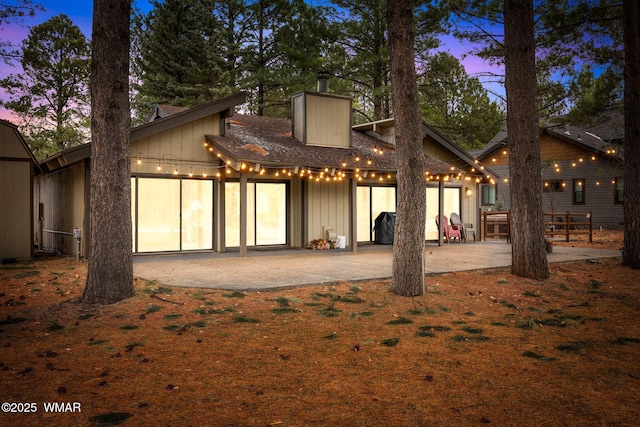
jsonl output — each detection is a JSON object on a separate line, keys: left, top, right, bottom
{"left": 0, "top": 161, "right": 33, "bottom": 259}
{"left": 292, "top": 92, "right": 352, "bottom": 148}
{"left": 306, "top": 179, "right": 351, "bottom": 245}
{"left": 35, "top": 162, "right": 87, "bottom": 256}
{"left": 289, "top": 177, "right": 304, "bottom": 247}
{"left": 481, "top": 135, "right": 624, "bottom": 225}
{"left": 0, "top": 123, "right": 34, "bottom": 259}
{"left": 131, "top": 115, "right": 218, "bottom": 176}
{"left": 540, "top": 158, "right": 623, "bottom": 225}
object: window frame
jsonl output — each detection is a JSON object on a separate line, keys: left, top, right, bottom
{"left": 572, "top": 178, "right": 585, "bottom": 205}
{"left": 480, "top": 183, "right": 496, "bottom": 206}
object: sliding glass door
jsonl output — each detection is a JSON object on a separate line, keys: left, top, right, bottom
{"left": 132, "top": 177, "right": 213, "bottom": 253}
{"left": 225, "top": 182, "right": 287, "bottom": 247}
{"left": 357, "top": 185, "right": 396, "bottom": 242}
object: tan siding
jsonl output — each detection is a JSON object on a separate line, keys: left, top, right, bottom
{"left": 292, "top": 92, "right": 351, "bottom": 148}
{"left": 131, "top": 115, "right": 217, "bottom": 176}
{"left": 0, "top": 161, "right": 32, "bottom": 258}
{"left": 305, "top": 95, "right": 351, "bottom": 148}
{"left": 306, "top": 180, "right": 350, "bottom": 245}
{"left": 292, "top": 94, "right": 304, "bottom": 142}
{"left": 0, "top": 126, "right": 29, "bottom": 159}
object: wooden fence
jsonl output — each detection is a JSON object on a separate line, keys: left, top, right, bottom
{"left": 480, "top": 210, "right": 593, "bottom": 243}
{"left": 544, "top": 211, "right": 593, "bottom": 243}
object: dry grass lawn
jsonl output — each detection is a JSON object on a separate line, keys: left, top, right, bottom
{"left": 1, "top": 230, "right": 639, "bottom": 426}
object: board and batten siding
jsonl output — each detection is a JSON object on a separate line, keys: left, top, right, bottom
{"left": 0, "top": 122, "right": 35, "bottom": 259}
{"left": 130, "top": 115, "right": 218, "bottom": 175}
{"left": 1, "top": 161, "right": 33, "bottom": 258}
{"left": 306, "top": 179, "right": 350, "bottom": 245}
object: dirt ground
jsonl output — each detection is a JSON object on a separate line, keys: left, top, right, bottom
{"left": 1, "top": 230, "right": 639, "bottom": 426}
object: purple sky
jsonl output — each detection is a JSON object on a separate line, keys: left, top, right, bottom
{"left": 0, "top": 0, "right": 502, "bottom": 122}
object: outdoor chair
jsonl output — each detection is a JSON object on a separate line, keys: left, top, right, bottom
{"left": 435, "top": 214, "right": 462, "bottom": 243}
{"left": 450, "top": 212, "right": 475, "bottom": 242}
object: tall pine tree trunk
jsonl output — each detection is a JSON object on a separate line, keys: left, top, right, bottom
{"left": 83, "top": 0, "right": 134, "bottom": 304}
{"left": 388, "top": 0, "right": 426, "bottom": 296}
{"left": 622, "top": 0, "right": 640, "bottom": 269}
{"left": 504, "top": 0, "right": 549, "bottom": 280}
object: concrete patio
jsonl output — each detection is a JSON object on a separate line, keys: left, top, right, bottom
{"left": 132, "top": 241, "right": 621, "bottom": 291}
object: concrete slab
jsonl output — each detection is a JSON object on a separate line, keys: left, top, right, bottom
{"left": 133, "top": 241, "right": 621, "bottom": 291}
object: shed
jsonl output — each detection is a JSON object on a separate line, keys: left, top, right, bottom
{"left": 0, "top": 119, "right": 39, "bottom": 260}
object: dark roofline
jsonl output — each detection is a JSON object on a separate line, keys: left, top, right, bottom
{"left": 131, "top": 92, "right": 246, "bottom": 141}
{"left": 479, "top": 122, "right": 623, "bottom": 161}
{"left": 38, "top": 92, "right": 247, "bottom": 174}
{"left": 421, "top": 121, "right": 480, "bottom": 169}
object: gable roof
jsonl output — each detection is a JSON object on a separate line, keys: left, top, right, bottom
{"left": 353, "top": 117, "right": 498, "bottom": 180}
{"left": 476, "top": 122, "right": 622, "bottom": 161}
{"left": 0, "top": 119, "right": 40, "bottom": 172}
{"left": 206, "top": 114, "right": 455, "bottom": 175}
{"left": 131, "top": 92, "right": 245, "bottom": 141}
{"left": 39, "top": 92, "right": 247, "bottom": 173}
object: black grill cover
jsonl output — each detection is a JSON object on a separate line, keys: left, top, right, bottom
{"left": 373, "top": 212, "right": 395, "bottom": 244}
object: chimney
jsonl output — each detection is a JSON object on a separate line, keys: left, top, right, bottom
{"left": 317, "top": 71, "right": 329, "bottom": 93}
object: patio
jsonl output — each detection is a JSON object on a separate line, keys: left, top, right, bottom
{"left": 133, "top": 241, "right": 621, "bottom": 291}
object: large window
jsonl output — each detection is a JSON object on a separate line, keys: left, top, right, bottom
{"left": 481, "top": 184, "right": 496, "bottom": 206}
{"left": 132, "top": 178, "right": 213, "bottom": 253}
{"left": 225, "top": 182, "right": 287, "bottom": 247}
{"left": 572, "top": 179, "right": 585, "bottom": 205}
{"left": 357, "top": 186, "right": 396, "bottom": 242}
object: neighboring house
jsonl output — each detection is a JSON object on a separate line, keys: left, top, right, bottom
{"left": 1, "top": 119, "right": 39, "bottom": 260}
{"left": 474, "top": 122, "right": 624, "bottom": 226}
{"left": 352, "top": 118, "right": 493, "bottom": 239}
{"left": 36, "top": 90, "right": 494, "bottom": 258}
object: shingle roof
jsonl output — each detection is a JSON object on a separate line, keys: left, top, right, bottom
{"left": 476, "top": 121, "right": 623, "bottom": 160}
{"left": 206, "top": 114, "right": 456, "bottom": 175}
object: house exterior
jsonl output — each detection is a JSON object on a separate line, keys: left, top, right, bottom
{"left": 474, "top": 123, "right": 624, "bottom": 226}
{"left": 1, "top": 119, "right": 39, "bottom": 260}
{"left": 35, "top": 90, "right": 493, "bottom": 258}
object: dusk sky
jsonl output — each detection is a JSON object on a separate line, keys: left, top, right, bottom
{"left": 0, "top": 0, "right": 501, "bottom": 122}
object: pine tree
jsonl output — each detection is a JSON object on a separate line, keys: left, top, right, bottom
{"left": 83, "top": 0, "right": 134, "bottom": 305}
{"left": 504, "top": 0, "right": 549, "bottom": 280}
{"left": 418, "top": 52, "right": 504, "bottom": 150}
{"left": 389, "top": 0, "right": 426, "bottom": 296}
{"left": 0, "top": 14, "right": 90, "bottom": 159}
{"left": 622, "top": 0, "right": 640, "bottom": 269}
{"left": 133, "top": 0, "right": 230, "bottom": 113}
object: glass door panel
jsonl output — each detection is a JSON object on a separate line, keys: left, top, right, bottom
{"left": 181, "top": 180, "right": 213, "bottom": 250}
{"left": 255, "top": 183, "right": 286, "bottom": 245}
{"left": 137, "top": 178, "right": 180, "bottom": 252}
